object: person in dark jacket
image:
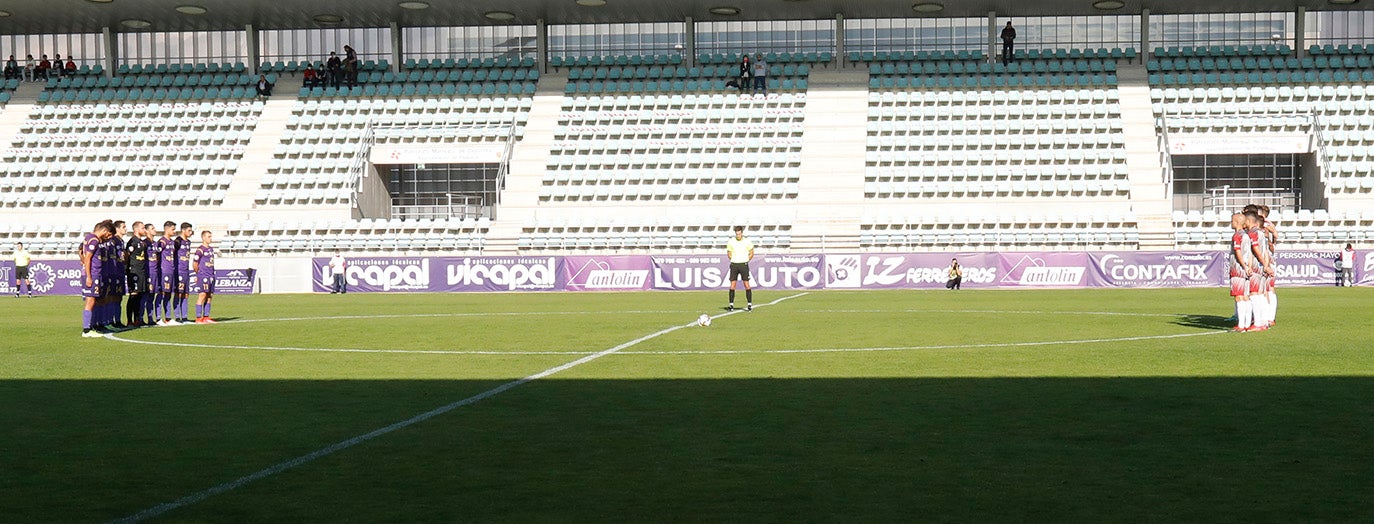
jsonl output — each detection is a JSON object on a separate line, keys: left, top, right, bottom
{"left": 737, "top": 55, "right": 753, "bottom": 93}
{"left": 256, "top": 74, "right": 274, "bottom": 97}
{"left": 343, "top": 45, "right": 359, "bottom": 87}
{"left": 326, "top": 51, "right": 342, "bottom": 88}
{"left": 1000, "top": 22, "right": 1017, "bottom": 65}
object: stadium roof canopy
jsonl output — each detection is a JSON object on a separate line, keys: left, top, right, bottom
{"left": 0, "top": 0, "right": 1368, "bottom": 35}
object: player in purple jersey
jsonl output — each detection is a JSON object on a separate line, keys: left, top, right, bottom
{"left": 94, "top": 225, "right": 120, "bottom": 332}
{"left": 157, "top": 221, "right": 178, "bottom": 325}
{"left": 173, "top": 222, "right": 194, "bottom": 323}
{"left": 81, "top": 220, "right": 115, "bottom": 338}
{"left": 144, "top": 222, "right": 162, "bottom": 326}
{"left": 191, "top": 230, "right": 217, "bottom": 324}
{"left": 107, "top": 220, "right": 129, "bottom": 330}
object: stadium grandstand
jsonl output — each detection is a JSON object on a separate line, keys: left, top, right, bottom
{"left": 0, "top": 0, "right": 1370, "bottom": 292}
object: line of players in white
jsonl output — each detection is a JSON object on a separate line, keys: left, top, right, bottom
{"left": 1227, "top": 204, "right": 1279, "bottom": 332}
{"left": 79, "top": 219, "right": 217, "bottom": 338}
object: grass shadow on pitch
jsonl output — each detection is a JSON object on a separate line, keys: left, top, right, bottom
{"left": 5, "top": 377, "right": 1374, "bottom": 522}
{"left": 1170, "top": 314, "right": 1235, "bottom": 330}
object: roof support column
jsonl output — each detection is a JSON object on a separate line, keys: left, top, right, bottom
{"left": 834, "top": 13, "right": 844, "bottom": 69}
{"left": 537, "top": 18, "right": 548, "bottom": 74}
{"left": 390, "top": 22, "right": 402, "bottom": 72}
{"left": 685, "top": 16, "right": 695, "bottom": 68}
{"left": 988, "top": 11, "right": 997, "bottom": 63}
{"left": 102, "top": 26, "right": 116, "bottom": 78}
{"left": 245, "top": 24, "right": 260, "bottom": 73}
{"left": 1141, "top": 8, "right": 1150, "bottom": 60}
{"left": 1295, "top": 6, "right": 1306, "bottom": 57}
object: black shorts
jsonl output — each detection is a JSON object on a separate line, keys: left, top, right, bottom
{"left": 127, "top": 272, "right": 150, "bottom": 294}
{"left": 15, "top": 265, "right": 28, "bottom": 280}
{"left": 729, "top": 262, "right": 751, "bottom": 282}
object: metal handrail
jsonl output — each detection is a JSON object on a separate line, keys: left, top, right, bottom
{"left": 1309, "top": 111, "right": 1333, "bottom": 184}
{"left": 349, "top": 117, "right": 520, "bottom": 220}
{"left": 1155, "top": 109, "right": 1175, "bottom": 198}
{"left": 347, "top": 122, "right": 376, "bottom": 213}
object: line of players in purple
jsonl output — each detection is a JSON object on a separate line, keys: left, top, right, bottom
{"left": 80, "top": 219, "right": 217, "bottom": 338}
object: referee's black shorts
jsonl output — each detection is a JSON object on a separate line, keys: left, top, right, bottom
{"left": 15, "top": 265, "right": 29, "bottom": 280}
{"left": 729, "top": 262, "right": 751, "bottom": 282}
{"left": 127, "top": 272, "right": 150, "bottom": 294}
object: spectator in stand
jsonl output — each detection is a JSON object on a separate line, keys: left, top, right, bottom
{"left": 35, "top": 54, "right": 50, "bottom": 81}
{"left": 753, "top": 53, "right": 768, "bottom": 94}
{"left": 64, "top": 56, "right": 76, "bottom": 75}
{"left": 326, "top": 51, "right": 342, "bottom": 88}
{"left": 737, "top": 54, "right": 753, "bottom": 93}
{"left": 51, "top": 54, "right": 63, "bottom": 77}
{"left": 343, "top": 45, "right": 359, "bottom": 87}
{"left": 3, "top": 55, "right": 18, "bottom": 80}
{"left": 23, "top": 54, "right": 35, "bottom": 82}
{"left": 1000, "top": 21, "right": 1017, "bottom": 65}
{"left": 255, "top": 74, "right": 274, "bottom": 98}
{"left": 303, "top": 65, "right": 319, "bottom": 88}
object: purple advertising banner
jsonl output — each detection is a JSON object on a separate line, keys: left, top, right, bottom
{"left": 823, "top": 253, "right": 1002, "bottom": 289}
{"left": 213, "top": 268, "right": 257, "bottom": 294}
{"left": 650, "top": 254, "right": 826, "bottom": 290}
{"left": 1359, "top": 250, "right": 1374, "bottom": 286}
{"left": 0, "top": 260, "right": 85, "bottom": 295}
{"left": 0, "top": 261, "right": 256, "bottom": 295}
{"left": 1270, "top": 250, "right": 1340, "bottom": 287}
{"left": 824, "top": 252, "right": 1226, "bottom": 290}
{"left": 1088, "top": 252, "right": 1225, "bottom": 288}
{"left": 311, "top": 256, "right": 562, "bottom": 292}
{"left": 997, "top": 252, "right": 1095, "bottom": 287}
{"left": 289, "top": 251, "right": 1367, "bottom": 292}
{"left": 563, "top": 256, "right": 654, "bottom": 291}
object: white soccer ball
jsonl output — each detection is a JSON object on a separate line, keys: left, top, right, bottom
{"left": 697, "top": 314, "right": 711, "bottom": 327}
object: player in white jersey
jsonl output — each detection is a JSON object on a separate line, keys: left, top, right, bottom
{"left": 1227, "top": 213, "right": 1257, "bottom": 332}
{"left": 1245, "top": 210, "right": 1273, "bottom": 331}
{"left": 1257, "top": 204, "right": 1278, "bottom": 325}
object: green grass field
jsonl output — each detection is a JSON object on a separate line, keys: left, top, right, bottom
{"left": 4, "top": 287, "right": 1373, "bottom": 522}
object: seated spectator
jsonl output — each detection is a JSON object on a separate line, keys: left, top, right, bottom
{"left": 36, "top": 55, "right": 51, "bottom": 81}
{"left": 303, "top": 65, "right": 318, "bottom": 88}
{"left": 51, "top": 54, "right": 62, "bottom": 77}
{"left": 3, "top": 55, "right": 18, "bottom": 80}
{"left": 256, "top": 74, "right": 273, "bottom": 97}
{"left": 313, "top": 63, "right": 326, "bottom": 87}
{"left": 23, "top": 54, "right": 35, "bottom": 81}
{"left": 64, "top": 57, "right": 76, "bottom": 75}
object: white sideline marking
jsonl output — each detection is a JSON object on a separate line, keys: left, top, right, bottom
{"left": 220, "top": 310, "right": 703, "bottom": 325}
{"left": 618, "top": 330, "right": 1228, "bottom": 355}
{"left": 106, "top": 292, "right": 810, "bottom": 524}
{"left": 797, "top": 309, "right": 1189, "bottom": 318}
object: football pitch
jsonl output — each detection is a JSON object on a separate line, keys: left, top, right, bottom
{"left": 3, "top": 287, "right": 1373, "bottom": 522}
